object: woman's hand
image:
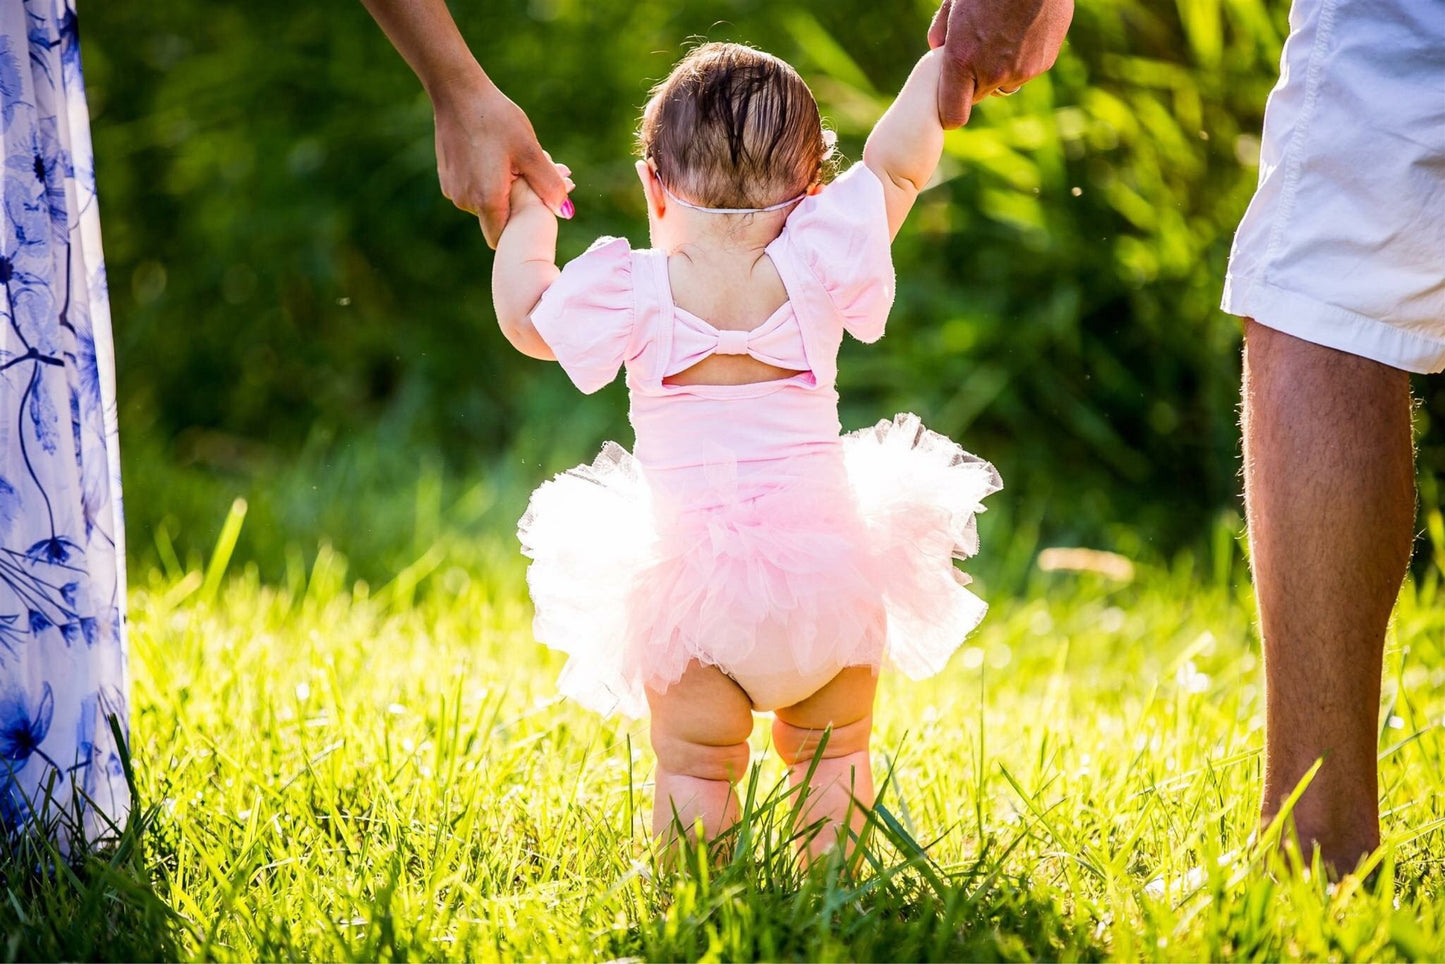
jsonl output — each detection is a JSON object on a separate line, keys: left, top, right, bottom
{"left": 928, "top": 0, "right": 1074, "bottom": 127}
{"left": 432, "top": 76, "right": 574, "bottom": 247}
{"left": 501, "top": 159, "right": 574, "bottom": 220}
{"left": 357, "top": 0, "right": 573, "bottom": 247}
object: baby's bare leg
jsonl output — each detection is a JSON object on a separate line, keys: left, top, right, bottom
{"left": 772, "top": 667, "right": 878, "bottom": 861}
{"left": 646, "top": 660, "right": 755, "bottom": 850}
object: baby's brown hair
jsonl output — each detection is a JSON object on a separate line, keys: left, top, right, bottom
{"left": 639, "top": 43, "right": 834, "bottom": 210}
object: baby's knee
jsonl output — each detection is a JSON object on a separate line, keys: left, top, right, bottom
{"left": 651, "top": 728, "right": 752, "bottom": 784}
{"left": 772, "top": 713, "right": 872, "bottom": 766}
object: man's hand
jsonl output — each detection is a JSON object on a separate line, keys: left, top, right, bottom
{"left": 928, "top": 0, "right": 1074, "bottom": 128}
{"left": 432, "top": 79, "right": 573, "bottom": 247}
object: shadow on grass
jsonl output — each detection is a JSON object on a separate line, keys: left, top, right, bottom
{"left": 0, "top": 719, "right": 181, "bottom": 963}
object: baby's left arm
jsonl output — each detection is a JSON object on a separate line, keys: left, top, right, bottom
{"left": 863, "top": 50, "right": 946, "bottom": 239}
{"left": 491, "top": 176, "right": 566, "bottom": 360}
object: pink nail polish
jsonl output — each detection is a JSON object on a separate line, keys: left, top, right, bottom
{"left": 560, "top": 199, "right": 576, "bottom": 219}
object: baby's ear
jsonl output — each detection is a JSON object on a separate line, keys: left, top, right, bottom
{"left": 636, "top": 159, "right": 666, "bottom": 217}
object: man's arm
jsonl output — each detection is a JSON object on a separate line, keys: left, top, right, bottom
{"left": 928, "top": 0, "right": 1074, "bottom": 127}
{"left": 359, "top": 0, "right": 572, "bottom": 246}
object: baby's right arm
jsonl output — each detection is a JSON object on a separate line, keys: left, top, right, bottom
{"left": 862, "top": 51, "right": 946, "bottom": 240}
{"left": 491, "top": 176, "right": 568, "bottom": 360}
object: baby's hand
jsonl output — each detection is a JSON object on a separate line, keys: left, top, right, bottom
{"left": 509, "top": 160, "right": 576, "bottom": 219}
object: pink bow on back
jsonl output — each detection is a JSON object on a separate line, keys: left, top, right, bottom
{"left": 668, "top": 304, "right": 809, "bottom": 372}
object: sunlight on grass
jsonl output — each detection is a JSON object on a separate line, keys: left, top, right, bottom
{"left": 5, "top": 521, "right": 1445, "bottom": 960}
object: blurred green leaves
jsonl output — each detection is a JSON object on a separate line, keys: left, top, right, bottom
{"left": 801, "top": 0, "right": 1293, "bottom": 546}
{"left": 85, "top": 0, "right": 1326, "bottom": 555}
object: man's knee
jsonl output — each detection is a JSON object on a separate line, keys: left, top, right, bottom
{"left": 771, "top": 713, "right": 872, "bottom": 767}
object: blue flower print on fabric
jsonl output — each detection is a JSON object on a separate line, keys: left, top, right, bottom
{"left": 0, "top": 37, "right": 23, "bottom": 131}
{"left": 0, "top": 0, "right": 128, "bottom": 848}
{"left": 0, "top": 679, "right": 54, "bottom": 773}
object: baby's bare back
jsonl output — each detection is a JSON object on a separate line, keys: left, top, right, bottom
{"left": 663, "top": 248, "right": 808, "bottom": 387}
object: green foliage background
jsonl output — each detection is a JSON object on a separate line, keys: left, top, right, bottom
{"left": 13, "top": 10, "right": 1444, "bottom": 959}
{"left": 80, "top": 0, "right": 1445, "bottom": 574}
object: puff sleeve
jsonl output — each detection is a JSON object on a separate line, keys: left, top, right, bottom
{"left": 782, "top": 164, "right": 896, "bottom": 343}
{"left": 529, "top": 236, "right": 636, "bottom": 394}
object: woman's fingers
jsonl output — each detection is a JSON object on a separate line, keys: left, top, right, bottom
{"left": 476, "top": 169, "right": 514, "bottom": 248}
{"left": 515, "top": 142, "right": 572, "bottom": 219}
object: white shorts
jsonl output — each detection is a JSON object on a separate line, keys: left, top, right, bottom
{"left": 1222, "top": 0, "right": 1445, "bottom": 373}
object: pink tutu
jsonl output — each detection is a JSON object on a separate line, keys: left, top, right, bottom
{"left": 517, "top": 413, "right": 1002, "bottom": 718}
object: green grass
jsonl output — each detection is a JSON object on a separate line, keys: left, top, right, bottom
{"left": 5, "top": 490, "right": 1445, "bottom": 961}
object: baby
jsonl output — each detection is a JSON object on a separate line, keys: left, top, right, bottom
{"left": 493, "top": 43, "right": 1000, "bottom": 860}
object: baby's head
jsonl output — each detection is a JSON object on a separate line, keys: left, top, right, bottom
{"left": 638, "top": 43, "right": 833, "bottom": 213}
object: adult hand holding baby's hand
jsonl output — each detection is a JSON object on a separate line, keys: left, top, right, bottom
{"left": 431, "top": 76, "right": 574, "bottom": 247}
{"left": 357, "top": 0, "right": 575, "bottom": 246}
{"left": 506, "top": 160, "right": 575, "bottom": 219}
{"left": 928, "top": 0, "right": 1073, "bottom": 127}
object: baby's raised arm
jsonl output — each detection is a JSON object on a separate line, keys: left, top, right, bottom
{"left": 491, "top": 178, "right": 563, "bottom": 360}
{"left": 863, "top": 51, "right": 946, "bottom": 239}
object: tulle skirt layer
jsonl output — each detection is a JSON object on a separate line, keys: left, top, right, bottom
{"left": 517, "top": 413, "right": 1002, "bottom": 718}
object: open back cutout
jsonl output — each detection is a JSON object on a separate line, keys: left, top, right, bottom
{"left": 662, "top": 354, "right": 809, "bottom": 388}
{"left": 662, "top": 252, "right": 811, "bottom": 388}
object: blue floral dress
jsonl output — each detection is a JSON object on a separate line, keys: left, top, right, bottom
{"left": 0, "top": 0, "right": 128, "bottom": 847}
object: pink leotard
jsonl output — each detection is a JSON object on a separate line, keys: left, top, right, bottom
{"left": 519, "top": 165, "right": 1000, "bottom": 718}
{"left": 531, "top": 164, "right": 893, "bottom": 480}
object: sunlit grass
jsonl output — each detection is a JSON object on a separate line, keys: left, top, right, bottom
{"left": 4, "top": 496, "right": 1445, "bottom": 961}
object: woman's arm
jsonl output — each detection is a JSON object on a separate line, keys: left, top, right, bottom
{"left": 491, "top": 179, "right": 564, "bottom": 360}
{"left": 358, "top": 0, "right": 571, "bottom": 246}
{"left": 862, "top": 50, "right": 946, "bottom": 239}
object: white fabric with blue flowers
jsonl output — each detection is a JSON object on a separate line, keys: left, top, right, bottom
{"left": 0, "top": 0, "right": 128, "bottom": 846}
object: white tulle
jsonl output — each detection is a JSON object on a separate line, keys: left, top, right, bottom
{"left": 518, "top": 413, "right": 1002, "bottom": 718}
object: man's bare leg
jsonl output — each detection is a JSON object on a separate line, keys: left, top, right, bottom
{"left": 1241, "top": 320, "right": 1416, "bottom": 872}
